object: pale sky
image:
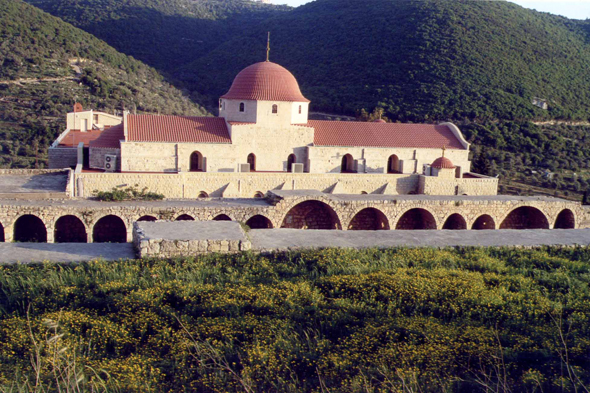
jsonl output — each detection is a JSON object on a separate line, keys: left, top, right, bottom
{"left": 276, "top": 0, "right": 590, "bottom": 20}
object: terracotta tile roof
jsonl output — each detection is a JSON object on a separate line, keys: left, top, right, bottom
{"left": 127, "top": 115, "right": 231, "bottom": 144}
{"left": 221, "top": 61, "right": 310, "bottom": 103}
{"left": 309, "top": 120, "right": 466, "bottom": 149}
{"left": 431, "top": 156, "right": 456, "bottom": 168}
{"left": 59, "top": 129, "right": 103, "bottom": 147}
{"left": 89, "top": 124, "right": 124, "bottom": 149}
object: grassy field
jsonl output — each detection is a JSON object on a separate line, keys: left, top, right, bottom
{"left": 1, "top": 247, "right": 589, "bottom": 392}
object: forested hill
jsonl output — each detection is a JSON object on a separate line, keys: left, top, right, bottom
{"left": 0, "top": 0, "right": 208, "bottom": 168}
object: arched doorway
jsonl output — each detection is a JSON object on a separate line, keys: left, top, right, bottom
{"left": 246, "top": 215, "right": 273, "bottom": 229}
{"left": 190, "top": 151, "right": 204, "bottom": 172}
{"left": 442, "top": 214, "right": 467, "bottom": 230}
{"left": 554, "top": 209, "right": 575, "bottom": 229}
{"left": 287, "top": 154, "right": 296, "bottom": 172}
{"left": 0, "top": 222, "right": 4, "bottom": 242}
{"left": 54, "top": 215, "right": 87, "bottom": 243}
{"left": 395, "top": 209, "right": 437, "bottom": 230}
{"left": 281, "top": 200, "right": 341, "bottom": 230}
{"left": 500, "top": 207, "right": 549, "bottom": 229}
{"left": 213, "top": 214, "right": 232, "bottom": 221}
{"left": 93, "top": 215, "right": 127, "bottom": 243}
{"left": 387, "top": 155, "right": 400, "bottom": 174}
{"left": 13, "top": 215, "right": 47, "bottom": 242}
{"left": 472, "top": 215, "right": 495, "bottom": 230}
{"left": 176, "top": 214, "right": 195, "bottom": 221}
{"left": 348, "top": 208, "right": 390, "bottom": 230}
{"left": 247, "top": 153, "right": 256, "bottom": 172}
{"left": 138, "top": 215, "right": 157, "bottom": 222}
{"left": 341, "top": 154, "right": 355, "bottom": 173}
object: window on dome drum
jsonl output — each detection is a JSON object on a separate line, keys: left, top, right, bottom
{"left": 287, "top": 154, "right": 296, "bottom": 172}
{"left": 341, "top": 154, "right": 355, "bottom": 173}
{"left": 239, "top": 102, "right": 245, "bottom": 112}
{"left": 247, "top": 153, "right": 256, "bottom": 171}
{"left": 387, "top": 154, "right": 400, "bottom": 173}
{"left": 272, "top": 104, "right": 278, "bottom": 114}
{"left": 190, "top": 151, "right": 204, "bottom": 172}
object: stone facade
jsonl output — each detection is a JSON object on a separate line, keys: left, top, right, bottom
{"left": 48, "top": 148, "right": 78, "bottom": 169}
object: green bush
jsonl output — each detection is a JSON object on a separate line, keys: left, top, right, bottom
{"left": 94, "top": 185, "right": 164, "bottom": 201}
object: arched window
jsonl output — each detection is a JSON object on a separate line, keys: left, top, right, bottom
{"left": 298, "top": 105, "right": 302, "bottom": 114}
{"left": 272, "top": 104, "right": 278, "bottom": 114}
{"left": 341, "top": 154, "right": 355, "bottom": 173}
{"left": 287, "top": 154, "right": 296, "bottom": 172}
{"left": 190, "top": 151, "right": 204, "bottom": 172}
{"left": 247, "top": 153, "right": 256, "bottom": 172}
{"left": 239, "top": 102, "right": 245, "bottom": 112}
{"left": 387, "top": 155, "right": 400, "bottom": 174}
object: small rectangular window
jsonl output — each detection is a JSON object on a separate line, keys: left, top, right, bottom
{"left": 272, "top": 104, "right": 278, "bottom": 114}
{"left": 299, "top": 105, "right": 302, "bottom": 114}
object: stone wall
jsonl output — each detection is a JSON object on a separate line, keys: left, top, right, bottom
{"left": 419, "top": 175, "right": 498, "bottom": 196}
{"left": 89, "top": 148, "right": 121, "bottom": 171}
{"left": 48, "top": 148, "right": 77, "bottom": 169}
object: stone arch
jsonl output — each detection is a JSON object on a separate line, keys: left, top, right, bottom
{"left": 387, "top": 154, "right": 400, "bottom": 174}
{"left": 13, "top": 214, "right": 47, "bottom": 242}
{"left": 254, "top": 191, "right": 265, "bottom": 198}
{"left": 442, "top": 213, "right": 467, "bottom": 230}
{"left": 190, "top": 151, "right": 204, "bottom": 172}
{"left": 500, "top": 206, "right": 549, "bottom": 230}
{"left": 281, "top": 200, "right": 342, "bottom": 230}
{"left": 138, "top": 215, "right": 157, "bottom": 222}
{"left": 176, "top": 214, "right": 195, "bottom": 221}
{"left": 213, "top": 214, "right": 232, "bottom": 221}
{"left": 287, "top": 154, "right": 296, "bottom": 172}
{"left": 198, "top": 191, "right": 209, "bottom": 198}
{"left": 341, "top": 154, "right": 355, "bottom": 173}
{"left": 0, "top": 221, "right": 4, "bottom": 242}
{"left": 246, "top": 215, "right": 273, "bottom": 229}
{"left": 554, "top": 209, "right": 575, "bottom": 229}
{"left": 248, "top": 153, "right": 256, "bottom": 172}
{"left": 93, "top": 215, "right": 127, "bottom": 243}
{"left": 348, "top": 208, "right": 390, "bottom": 230}
{"left": 395, "top": 208, "right": 437, "bottom": 230}
{"left": 472, "top": 214, "right": 496, "bottom": 230}
{"left": 54, "top": 215, "right": 87, "bottom": 243}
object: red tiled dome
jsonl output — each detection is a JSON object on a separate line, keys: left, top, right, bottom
{"left": 221, "top": 61, "right": 309, "bottom": 102}
{"left": 373, "top": 119, "right": 387, "bottom": 123}
{"left": 431, "top": 156, "right": 455, "bottom": 169}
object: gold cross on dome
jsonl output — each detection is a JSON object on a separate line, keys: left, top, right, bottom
{"left": 266, "top": 32, "right": 270, "bottom": 62}
{"left": 442, "top": 145, "right": 447, "bottom": 157}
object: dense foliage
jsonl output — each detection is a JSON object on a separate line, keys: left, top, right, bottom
{"left": 0, "top": 0, "right": 208, "bottom": 168}
{"left": 94, "top": 185, "right": 164, "bottom": 201}
{"left": 1, "top": 247, "right": 589, "bottom": 392}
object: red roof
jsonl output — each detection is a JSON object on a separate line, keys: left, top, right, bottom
{"left": 59, "top": 129, "right": 103, "bottom": 147}
{"left": 90, "top": 124, "right": 124, "bottom": 148}
{"left": 127, "top": 115, "right": 231, "bottom": 144}
{"left": 309, "top": 120, "right": 466, "bottom": 149}
{"left": 431, "top": 156, "right": 455, "bottom": 169}
{"left": 221, "top": 62, "right": 309, "bottom": 103}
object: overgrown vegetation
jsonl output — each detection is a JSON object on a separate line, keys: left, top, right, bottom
{"left": 94, "top": 185, "right": 164, "bottom": 201}
{"left": 1, "top": 247, "right": 589, "bottom": 391}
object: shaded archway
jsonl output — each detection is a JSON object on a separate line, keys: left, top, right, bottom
{"left": 554, "top": 209, "right": 575, "bottom": 229}
{"left": 281, "top": 200, "right": 341, "bottom": 230}
{"left": 0, "top": 222, "right": 4, "bottom": 242}
{"left": 213, "top": 214, "right": 232, "bottom": 221}
{"left": 138, "top": 215, "right": 157, "bottom": 222}
{"left": 198, "top": 191, "right": 209, "bottom": 198}
{"left": 247, "top": 153, "right": 256, "bottom": 172}
{"left": 395, "top": 209, "right": 436, "bottom": 230}
{"left": 500, "top": 207, "right": 549, "bottom": 229}
{"left": 13, "top": 215, "right": 47, "bottom": 242}
{"left": 341, "top": 154, "right": 355, "bottom": 173}
{"left": 93, "top": 215, "right": 127, "bottom": 243}
{"left": 287, "top": 154, "right": 296, "bottom": 172}
{"left": 254, "top": 191, "right": 265, "bottom": 198}
{"left": 472, "top": 215, "right": 496, "bottom": 230}
{"left": 348, "top": 208, "right": 390, "bottom": 230}
{"left": 190, "top": 151, "right": 204, "bottom": 172}
{"left": 176, "top": 214, "right": 195, "bottom": 221}
{"left": 442, "top": 214, "right": 467, "bottom": 230}
{"left": 246, "top": 215, "right": 273, "bottom": 229}
{"left": 387, "top": 155, "right": 400, "bottom": 174}
{"left": 54, "top": 215, "right": 87, "bottom": 243}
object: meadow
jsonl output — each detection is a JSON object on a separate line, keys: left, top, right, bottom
{"left": 0, "top": 247, "right": 589, "bottom": 392}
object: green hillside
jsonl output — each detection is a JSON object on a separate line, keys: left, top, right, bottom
{"left": 0, "top": 0, "right": 208, "bottom": 168}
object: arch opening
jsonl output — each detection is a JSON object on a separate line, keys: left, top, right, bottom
{"left": 348, "top": 208, "right": 390, "bottom": 230}
{"left": 0, "top": 222, "right": 4, "bottom": 242}
{"left": 341, "top": 154, "right": 355, "bottom": 173}
{"left": 14, "top": 215, "right": 47, "bottom": 243}
{"left": 287, "top": 154, "right": 296, "bottom": 172}
{"left": 254, "top": 191, "right": 265, "bottom": 198}
{"left": 213, "top": 214, "right": 232, "bottom": 221}
{"left": 246, "top": 215, "right": 273, "bottom": 229}
{"left": 190, "top": 151, "right": 204, "bottom": 172}
{"left": 442, "top": 214, "right": 467, "bottom": 230}
{"left": 176, "top": 214, "right": 195, "bottom": 221}
{"left": 93, "top": 215, "right": 126, "bottom": 243}
{"left": 54, "top": 215, "right": 87, "bottom": 243}
{"left": 239, "top": 102, "right": 245, "bottom": 112}
{"left": 395, "top": 209, "right": 436, "bottom": 230}
{"left": 138, "top": 215, "right": 157, "bottom": 222}
{"left": 472, "top": 215, "right": 496, "bottom": 230}
{"left": 554, "top": 209, "right": 575, "bottom": 229}
{"left": 198, "top": 191, "right": 209, "bottom": 198}
{"left": 387, "top": 155, "right": 400, "bottom": 174}
{"left": 248, "top": 153, "right": 256, "bottom": 172}
{"left": 281, "top": 200, "right": 341, "bottom": 230}
{"left": 500, "top": 207, "right": 549, "bottom": 230}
